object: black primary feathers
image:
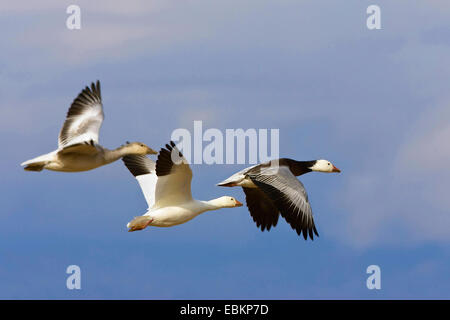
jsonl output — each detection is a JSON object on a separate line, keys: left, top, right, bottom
{"left": 155, "top": 141, "right": 185, "bottom": 177}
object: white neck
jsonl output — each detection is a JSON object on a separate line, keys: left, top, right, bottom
{"left": 201, "top": 198, "right": 228, "bottom": 211}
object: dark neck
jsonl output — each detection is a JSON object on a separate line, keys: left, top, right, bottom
{"left": 279, "top": 158, "right": 316, "bottom": 176}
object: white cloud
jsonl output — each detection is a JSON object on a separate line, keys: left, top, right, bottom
{"left": 396, "top": 100, "right": 450, "bottom": 175}
{"left": 330, "top": 100, "right": 450, "bottom": 248}
{"left": 0, "top": 1, "right": 170, "bottom": 15}
{"left": 4, "top": 0, "right": 450, "bottom": 249}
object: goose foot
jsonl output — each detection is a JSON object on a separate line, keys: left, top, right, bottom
{"left": 127, "top": 217, "right": 153, "bottom": 232}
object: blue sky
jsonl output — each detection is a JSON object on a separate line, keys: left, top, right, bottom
{"left": 1, "top": 0, "right": 450, "bottom": 299}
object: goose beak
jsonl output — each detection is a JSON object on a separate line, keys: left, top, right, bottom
{"left": 147, "top": 147, "right": 158, "bottom": 155}
{"left": 332, "top": 165, "right": 341, "bottom": 173}
{"left": 235, "top": 200, "right": 243, "bottom": 207}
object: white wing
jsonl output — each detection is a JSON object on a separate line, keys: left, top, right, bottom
{"left": 136, "top": 174, "right": 157, "bottom": 209}
{"left": 154, "top": 141, "right": 193, "bottom": 207}
{"left": 58, "top": 81, "right": 104, "bottom": 148}
{"left": 122, "top": 155, "right": 157, "bottom": 209}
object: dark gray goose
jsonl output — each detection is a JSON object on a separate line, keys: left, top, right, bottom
{"left": 217, "top": 159, "right": 340, "bottom": 240}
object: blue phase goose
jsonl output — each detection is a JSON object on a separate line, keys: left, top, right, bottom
{"left": 122, "top": 141, "right": 243, "bottom": 232}
{"left": 217, "top": 159, "right": 341, "bottom": 240}
{"left": 21, "top": 81, "right": 156, "bottom": 172}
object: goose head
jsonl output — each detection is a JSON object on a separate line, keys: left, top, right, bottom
{"left": 213, "top": 196, "right": 243, "bottom": 208}
{"left": 123, "top": 142, "right": 157, "bottom": 155}
{"left": 309, "top": 159, "right": 341, "bottom": 173}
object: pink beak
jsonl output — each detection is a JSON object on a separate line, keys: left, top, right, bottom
{"left": 332, "top": 165, "right": 341, "bottom": 173}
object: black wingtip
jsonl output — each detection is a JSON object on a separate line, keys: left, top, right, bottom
{"left": 295, "top": 225, "right": 319, "bottom": 240}
{"left": 163, "top": 141, "right": 185, "bottom": 159}
{"left": 122, "top": 155, "right": 152, "bottom": 177}
{"left": 96, "top": 80, "right": 101, "bottom": 98}
{"left": 88, "top": 80, "right": 101, "bottom": 99}
{"left": 306, "top": 225, "right": 319, "bottom": 240}
{"left": 313, "top": 225, "right": 319, "bottom": 237}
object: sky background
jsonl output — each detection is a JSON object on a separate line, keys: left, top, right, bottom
{"left": 1, "top": 0, "right": 449, "bottom": 299}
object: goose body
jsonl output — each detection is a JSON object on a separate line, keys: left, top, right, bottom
{"left": 21, "top": 81, "right": 156, "bottom": 172}
{"left": 217, "top": 158, "right": 341, "bottom": 240}
{"left": 123, "top": 141, "right": 243, "bottom": 231}
{"left": 135, "top": 200, "right": 230, "bottom": 227}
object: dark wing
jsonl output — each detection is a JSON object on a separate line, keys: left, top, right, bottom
{"left": 123, "top": 154, "right": 155, "bottom": 177}
{"left": 243, "top": 187, "right": 279, "bottom": 232}
{"left": 58, "top": 80, "right": 104, "bottom": 148}
{"left": 247, "top": 166, "right": 319, "bottom": 240}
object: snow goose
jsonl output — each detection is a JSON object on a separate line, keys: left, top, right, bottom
{"left": 122, "top": 141, "right": 243, "bottom": 232}
{"left": 21, "top": 81, "right": 156, "bottom": 172}
{"left": 217, "top": 159, "right": 340, "bottom": 240}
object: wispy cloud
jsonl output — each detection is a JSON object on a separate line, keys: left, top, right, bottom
{"left": 329, "top": 98, "right": 450, "bottom": 248}
{"left": 3, "top": 0, "right": 450, "bottom": 249}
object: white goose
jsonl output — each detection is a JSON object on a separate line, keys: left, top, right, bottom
{"left": 122, "top": 141, "right": 243, "bottom": 232}
{"left": 21, "top": 81, "right": 156, "bottom": 172}
{"left": 217, "top": 158, "right": 341, "bottom": 240}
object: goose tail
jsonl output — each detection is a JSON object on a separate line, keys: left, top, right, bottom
{"left": 21, "top": 152, "right": 54, "bottom": 171}
{"left": 217, "top": 175, "right": 242, "bottom": 187}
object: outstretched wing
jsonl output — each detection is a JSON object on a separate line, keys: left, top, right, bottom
{"left": 58, "top": 81, "right": 104, "bottom": 148}
{"left": 247, "top": 166, "right": 319, "bottom": 240}
{"left": 58, "top": 140, "right": 98, "bottom": 156}
{"left": 243, "top": 187, "right": 280, "bottom": 232}
{"left": 122, "top": 155, "right": 157, "bottom": 209}
{"left": 154, "top": 141, "right": 193, "bottom": 207}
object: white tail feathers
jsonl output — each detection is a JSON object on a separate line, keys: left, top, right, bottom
{"left": 21, "top": 151, "right": 55, "bottom": 167}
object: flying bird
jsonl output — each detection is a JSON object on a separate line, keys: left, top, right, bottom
{"left": 217, "top": 159, "right": 341, "bottom": 240}
{"left": 21, "top": 81, "right": 156, "bottom": 172}
{"left": 122, "top": 141, "right": 243, "bottom": 232}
